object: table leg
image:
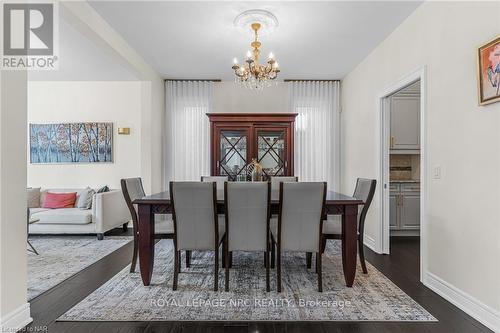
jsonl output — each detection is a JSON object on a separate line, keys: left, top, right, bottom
{"left": 342, "top": 204, "right": 358, "bottom": 287}
{"left": 138, "top": 204, "right": 155, "bottom": 286}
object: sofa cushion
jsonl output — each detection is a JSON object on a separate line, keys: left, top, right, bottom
{"left": 32, "top": 208, "right": 92, "bottom": 225}
{"left": 76, "top": 187, "right": 95, "bottom": 209}
{"left": 27, "top": 188, "right": 41, "bottom": 208}
{"left": 29, "top": 207, "right": 50, "bottom": 215}
{"left": 43, "top": 192, "right": 77, "bottom": 209}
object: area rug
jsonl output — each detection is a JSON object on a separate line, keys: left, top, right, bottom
{"left": 59, "top": 240, "right": 436, "bottom": 322}
{"left": 28, "top": 235, "right": 131, "bottom": 300}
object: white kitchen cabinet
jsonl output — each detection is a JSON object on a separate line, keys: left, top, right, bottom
{"left": 389, "top": 194, "right": 399, "bottom": 230}
{"left": 390, "top": 183, "right": 420, "bottom": 234}
{"left": 390, "top": 95, "right": 420, "bottom": 151}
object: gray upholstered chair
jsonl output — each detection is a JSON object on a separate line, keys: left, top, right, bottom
{"left": 322, "top": 178, "right": 376, "bottom": 274}
{"left": 201, "top": 176, "right": 229, "bottom": 190}
{"left": 270, "top": 176, "right": 298, "bottom": 191}
{"left": 121, "top": 178, "right": 174, "bottom": 273}
{"left": 169, "top": 181, "right": 225, "bottom": 291}
{"left": 224, "top": 181, "right": 271, "bottom": 292}
{"left": 271, "top": 182, "right": 327, "bottom": 292}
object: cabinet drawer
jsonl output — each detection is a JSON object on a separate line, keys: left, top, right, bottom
{"left": 389, "top": 184, "right": 400, "bottom": 192}
{"left": 401, "top": 183, "right": 420, "bottom": 193}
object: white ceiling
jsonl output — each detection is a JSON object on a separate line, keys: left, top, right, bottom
{"left": 88, "top": 1, "right": 422, "bottom": 80}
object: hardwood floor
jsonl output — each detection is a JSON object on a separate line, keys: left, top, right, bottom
{"left": 24, "top": 234, "right": 492, "bottom": 333}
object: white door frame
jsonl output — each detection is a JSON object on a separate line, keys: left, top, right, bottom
{"left": 377, "top": 66, "right": 427, "bottom": 282}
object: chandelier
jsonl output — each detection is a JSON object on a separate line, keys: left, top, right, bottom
{"left": 232, "top": 14, "right": 280, "bottom": 90}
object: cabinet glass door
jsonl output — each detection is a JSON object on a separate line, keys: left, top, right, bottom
{"left": 256, "top": 128, "right": 287, "bottom": 179}
{"left": 218, "top": 129, "right": 249, "bottom": 181}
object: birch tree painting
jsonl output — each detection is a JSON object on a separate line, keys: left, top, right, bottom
{"left": 30, "top": 123, "right": 113, "bottom": 163}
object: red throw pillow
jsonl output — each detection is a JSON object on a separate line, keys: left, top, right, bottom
{"left": 42, "top": 192, "right": 77, "bottom": 209}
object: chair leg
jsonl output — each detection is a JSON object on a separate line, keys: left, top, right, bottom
{"left": 359, "top": 237, "right": 368, "bottom": 274}
{"left": 229, "top": 251, "right": 233, "bottom": 268}
{"left": 214, "top": 247, "right": 219, "bottom": 292}
{"left": 271, "top": 238, "right": 275, "bottom": 269}
{"left": 122, "top": 223, "right": 128, "bottom": 232}
{"left": 225, "top": 237, "right": 229, "bottom": 292}
{"left": 185, "top": 250, "right": 191, "bottom": 268}
{"left": 266, "top": 250, "right": 270, "bottom": 292}
{"left": 177, "top": 251, "right": 181, "bottom": 273}
{"left": 277, "top": 244, "right": 282, "bottom": 293}
{"left": 321, "top": 237, "right": 327, "bottom": 254}
{"left": 317, "top": 251, "right": 322, "bottom": 292}
{"left": 173, "top": 249, "right": 179, "bottom": 291}
{"left": 130, "top": 235, "right": 138, "bottom": 273}
{"left": 306, "top": 252, "right": 312, "bottom": 269}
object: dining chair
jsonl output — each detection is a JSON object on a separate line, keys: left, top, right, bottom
{"left": 121, "top": 178, "right": 174, "bottom": 273}
{"left": 269, "top": 176, "right": 299, "bottom": 268}
{"left": 199, "top": 176, "right": 229, "bottom": 266}
{"left": 270, "top": 176, "right": 298, "bottom": 191}
{"left": 271, "top": 182, "right": 327, "bottom": 292}
{"left": 321, "top": 178, "right": 376, "bottom": 274}
{"left": 201, "top": 176, "right": 228, "bottom": 190}
{"left": 224, "top": 181, "right": 271, "bottom": 292}
{"left": 169, "top": 181, "right": 225, "bottom": 291}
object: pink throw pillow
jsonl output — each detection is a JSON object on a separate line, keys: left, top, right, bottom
{"left": 42, "top": 192, "right": 77, "bottom": 209}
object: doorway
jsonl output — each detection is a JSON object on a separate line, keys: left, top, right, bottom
{"left": 379, "top": 68, "right": 426, "bottom": 281}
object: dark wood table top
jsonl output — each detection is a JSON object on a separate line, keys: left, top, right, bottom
{"left": 134, "top": 190, "right": 363, "bottom": 205}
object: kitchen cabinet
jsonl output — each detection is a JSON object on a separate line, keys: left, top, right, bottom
{"left": 390, "top": 182, "right": 420, "bottom": 234}
{"left": 390, "top": 94, "right": 420, "bottom": 151}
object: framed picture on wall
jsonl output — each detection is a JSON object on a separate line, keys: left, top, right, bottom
{"left": 477, "top": 36, "right": 500, "bottom": 106}
{"left": 29, "top": 122, "right": 113, "bottom": 164}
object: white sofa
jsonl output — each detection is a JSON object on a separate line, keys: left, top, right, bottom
{"left": 29, "top": 188, "right": 131, "bottom": 240}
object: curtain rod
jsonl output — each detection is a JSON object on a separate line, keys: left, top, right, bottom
{"left": 164, "top": 79, "right": 222, "bottom": 82}
{"left": 283, "top": 79, "right": 340, "bottom": 82}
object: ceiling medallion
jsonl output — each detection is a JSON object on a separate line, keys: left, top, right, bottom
{"left": 232, "top": 10, "right": 280, "bottom": 90}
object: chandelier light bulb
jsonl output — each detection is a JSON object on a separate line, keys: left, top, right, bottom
{"left": 233, "top": 57, "right": 239, "bottom": 65}
{"left": 268, "top": 52, "right": 274, "bottom": 60}
{"left": 246, "top": 50, "right": 252, "bottom": 59}
{"left": 274, "top": 61, "right": 279, "bottom": 68}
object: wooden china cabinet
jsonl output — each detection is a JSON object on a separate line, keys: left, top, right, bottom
{"left": 207, "top": 113, "right": 297, "bottom": 181}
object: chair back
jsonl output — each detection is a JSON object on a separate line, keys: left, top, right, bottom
{"left": 270, "top": 176, "right": 298, "bottom": 191}
{"left": 170, "top": 181, "right": 218, "bottom": 251}
{"left": 278, "top": 182, "right": 326, "bottom": 252}
{"left": 225, "top": 182, "right": 270, "bottom": 252}
{"left": 201, "top": 176, "right": 228, "bottom": 191}
{"left": 120, "top": 178, "right": 145, "bottom": 230}
{"left": 353, "top": 178, "right": 377, "bottom": 232}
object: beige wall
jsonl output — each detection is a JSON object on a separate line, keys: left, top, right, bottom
{"left": 0, "top": 72, "right": 32, "bottom": 330}
{"left": 341, "top": 0, "right": 500, "bottom": 318}
{"left": 213, "top": 81, "right": 288, "bottom": 113}
{"left": 27, "top": 81, "right": 142, "bottom": 189}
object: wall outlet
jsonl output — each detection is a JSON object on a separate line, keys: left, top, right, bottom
{"left": 433, "top": 166, "right": 441, "bottom": 179}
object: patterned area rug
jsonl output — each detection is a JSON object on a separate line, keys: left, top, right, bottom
{"left": 28, "top": 235, "right": 131, "bottom": 300}
{"left": 59, "top": 240, "right": 436, "bottom": 322}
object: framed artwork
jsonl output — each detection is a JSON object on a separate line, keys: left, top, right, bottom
{"left": 477, "top": 36, "right": 500, "bottom": 106}
{"left": 30, "top": 122, "right": 113, "bottom": 164}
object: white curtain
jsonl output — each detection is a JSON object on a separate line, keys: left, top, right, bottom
{"left": 164, "top": 81, "right": 213, "bottom": 188}
{"left": 288, "top": 81, "right": 340, "bottom": 191}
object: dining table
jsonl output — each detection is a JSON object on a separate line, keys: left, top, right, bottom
{"left": 133, "top": 190, "right": 363, "bottom": 288}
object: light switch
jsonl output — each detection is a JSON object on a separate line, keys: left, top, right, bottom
{"left": 433, "top": 166, "right": 441, "bottom": 179}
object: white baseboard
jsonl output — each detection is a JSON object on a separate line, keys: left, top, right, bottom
{"left": 424, "top": 271, "right": 500, "bottom": 332}
{"left": 0, "top": 303, "right": 32, "bottom": 332}
{"left": 363, "top": 234, "right": 380, "bottom": 253}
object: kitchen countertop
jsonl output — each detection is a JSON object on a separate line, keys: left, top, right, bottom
{"left": 390, "top": 179, "right": 420, "bottom": 183}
